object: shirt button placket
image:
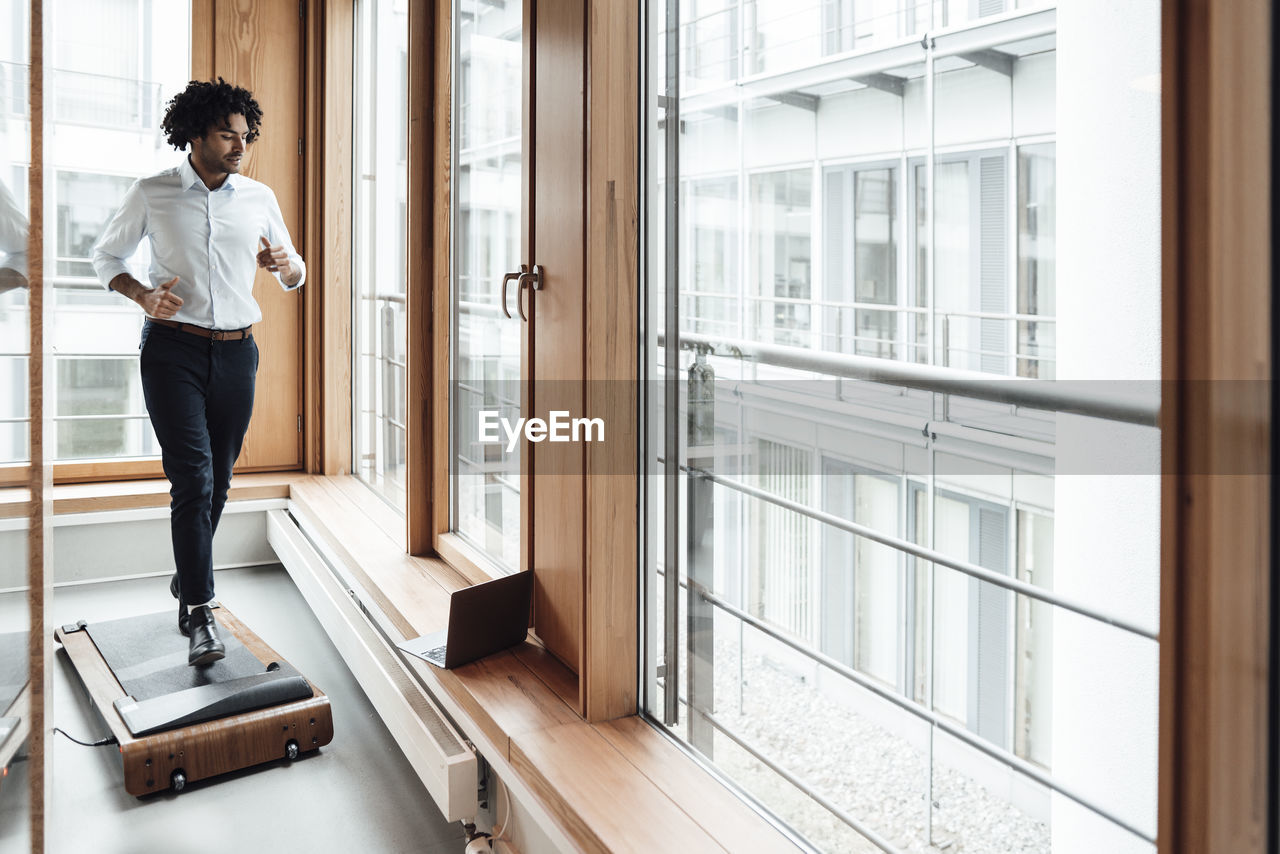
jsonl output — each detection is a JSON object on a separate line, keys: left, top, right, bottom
{"left": 208, "top": 193, "right": 216, "bottom": 329}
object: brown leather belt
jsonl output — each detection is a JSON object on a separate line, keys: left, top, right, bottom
{"left": 148, "top": 318, "right": 252, "bottom": 341}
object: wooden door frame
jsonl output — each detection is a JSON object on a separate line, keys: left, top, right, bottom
{"left": 1159, "top": 0, "right": 1272, "bottom": 852}
{"left": 422, "top": 0, "right": 638, "bottom": 721}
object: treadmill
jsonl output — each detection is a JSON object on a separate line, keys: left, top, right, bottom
{"left": 56, "top": 604, "right": 333, "bottom": 795}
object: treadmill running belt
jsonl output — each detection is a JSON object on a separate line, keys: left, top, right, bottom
{"left": 83, "top": 609, "right": 274, "bottom": 702}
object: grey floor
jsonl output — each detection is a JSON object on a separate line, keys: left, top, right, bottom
{"left": 0, "top": 566, "right": 467, "bottom": 854}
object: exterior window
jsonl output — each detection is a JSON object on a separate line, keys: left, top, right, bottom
{"left": 56, "top": 171, "right": 135, "bottom": 279}
{"left": 54, "top": 356, "right": 155, "bottom": 460}
{"left": 912, "top": 153, "right": 1011, "bottom": 373}
{"left": 1015, "top": 507, "right": 1054, "bottom": 768}
{"left": 929, "top": 490, "right": 1011, "bottom": 743}
{"left": 354, "top": 0, "right": 409, "bottom": 510}
{"left": 450, "top": 0, "right": 522, "bottom": 569}
{"left": 821, "top": 459, "right": 902, "bottom": 688}
{"left": 824, "top": 164, "right": 897, "bottom": 357}
{"left": 43, "top": 1, "right": 190, "bottom": 464}
{"left": 0, "top": 161, "right": 28, "bottom": 466}
{"left": 749, "top": 168, "right": 811, "bottom": 347}
{"left": 52, "top": 0, "right": 154, "bottom": 131}
{"left": 1017, "top": 143, "right": 1056, "bottom": 378}
{"left": 683, "top": 0, "right": 738, "bottom": 90}
{"left": 646, "top": 0, "right": 1160, "bottom": 850}
{"left": 749, "top": 438, "right": 812, "bottom": 639}
{"left": 682, "top": 176, "right": 739, "bottom": 337}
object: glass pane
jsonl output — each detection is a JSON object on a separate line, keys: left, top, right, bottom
{"left": 748, "top": 166, "right": 811, "bottom": 348}
{"left": 1017, "top": 142, "right": 1056, "bottom": 378}
{"left": 0, "top": 0, "right": 29, "bottom": 843}
{"left": 450, "top": 0, "right": 522, "bottom": 570}
{"left": 47, "top": 0, "right": 188, "bottom": 462}
{"left": 354, "top": 0, "right": 409, "bottom": 510}
{"left": 645, "top": 0, "right": 1161, "bottom": 851}
{"left": 1016, "top": 508, "right": 1053, "bottom": 768}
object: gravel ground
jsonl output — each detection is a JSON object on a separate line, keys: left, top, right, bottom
{"left": 664, "top": 632, "right": 1051, "bottom": 854}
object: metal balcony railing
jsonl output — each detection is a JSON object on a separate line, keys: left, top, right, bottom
{"left": 654, "top": 325, "right": 1160, "bottom": 850}
{"left": 0, "top": 61, "right": 164, "bottom": 132}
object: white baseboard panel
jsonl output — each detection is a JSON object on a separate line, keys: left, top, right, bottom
{"left": 280, "top": 501, "right": 581, "bottom": 854}
{"left": 266, "top": 507, "right": 479, "bottom": 823}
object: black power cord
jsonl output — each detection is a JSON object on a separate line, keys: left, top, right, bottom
{"left": 52, "top": 727, "right": 118, "bottom": 748}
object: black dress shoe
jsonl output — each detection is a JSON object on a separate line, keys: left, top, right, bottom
{"left": 170, "top": 574, "right": 190, "bottom": 637}
{"left": 187, "top": 605, "right": 225, "bottom": 667}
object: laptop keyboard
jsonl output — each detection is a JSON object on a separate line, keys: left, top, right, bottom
{"left": 424, "top": 645, "right": 448, "bottom": 665}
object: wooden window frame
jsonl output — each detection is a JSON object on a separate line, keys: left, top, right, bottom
{"left": 411, "top": 0, "right": 639, "bottom": 721}
{"left": 20, "top": 0, "right": 315, "bottom": 487}
{"left": 1158, "top": 1, "right": 1273, "bottom": 852}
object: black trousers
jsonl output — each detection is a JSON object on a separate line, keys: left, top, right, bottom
{"left": 139, "top": 321, "right": 257, "bottom": 606}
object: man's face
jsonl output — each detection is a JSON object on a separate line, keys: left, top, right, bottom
{"left": 191, "top": 113, "right": 249, "bottom": 176}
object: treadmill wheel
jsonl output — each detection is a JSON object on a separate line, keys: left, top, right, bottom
{"left": 170, "top": 770, "right": 186, "bottom": 792}
{"left": 285, "top": 740, "right": 299, "bottom": 761}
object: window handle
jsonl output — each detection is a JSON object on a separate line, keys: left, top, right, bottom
{"left": 500, "top": 266, "right": 527, "bottom": 319}
{"left": 516, "top": 264, "right": 543, "bottom": 323}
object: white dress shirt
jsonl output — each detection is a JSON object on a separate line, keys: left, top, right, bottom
{"left": 92, "top": 156, "right": 305, "bottom": 330}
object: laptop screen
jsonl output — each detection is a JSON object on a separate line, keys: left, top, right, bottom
{"left": 443, "top": 570, "right": 534, "bottom": 668}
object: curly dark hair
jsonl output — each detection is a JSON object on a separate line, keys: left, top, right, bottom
{"left": 161, "top": 77, "right": 263, "bottom": 150}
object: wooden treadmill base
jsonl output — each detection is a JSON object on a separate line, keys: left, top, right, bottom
{"left": 55, "top": 606, "right": 334, "bottom": 797}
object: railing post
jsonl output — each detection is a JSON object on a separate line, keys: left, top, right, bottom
{"left": 380, "top": 300, "right": 397, "bottom": 474}
{"left": 687, "top": 346, "right": 716, "bottom": 755}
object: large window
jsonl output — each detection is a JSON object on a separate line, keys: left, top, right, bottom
{"left": 824, "top": 163, "right": 898, "bottom": 357}
{"left": 0, "top": 0, "right": 28, "bottom": 470}
{"left": 645, "top": 1, "right": 1159, "bottom": 851}
{"left": 0, "top": 1, "right": 189, "bottom": 468}
{"left": 353, "top": 0, "right": 409, "bottom": 510}
{"left": 449, "top": 0, "right": 523, "bottom": 569}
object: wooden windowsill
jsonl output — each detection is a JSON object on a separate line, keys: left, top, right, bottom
{"left": 0, "top": 472, "right": 302, "bottom": 520}
{"left": 288, "top": 474, "right": 796, "bottom": 853}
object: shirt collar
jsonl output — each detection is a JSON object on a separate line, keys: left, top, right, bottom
{"left": 180, "top": 155, "right": 239, "bottom": 193}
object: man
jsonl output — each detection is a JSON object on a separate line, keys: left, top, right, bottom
{"left": 93, "top": 79, "right": 304, "bottom": 666}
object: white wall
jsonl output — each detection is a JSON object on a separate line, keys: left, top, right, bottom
{"left": 1052, "top": 0, "right": 1161, "bottom": 851}
{"left": 0, "top": 503, "right": 279, "bottom": 590}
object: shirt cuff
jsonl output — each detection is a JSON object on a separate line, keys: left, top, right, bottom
{"left": 94, "top": 257, "right": 132, "bottom": 292}
{"left": 277, "top": 258, "right": 306, "bottom": 291}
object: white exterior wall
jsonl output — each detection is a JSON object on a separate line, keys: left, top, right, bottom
{"left": 1012, "top": 51, "right": 1056, "bottom": 138}
{"left": 1053, "top": 1, "right": 1161, "bottom": 852}
{"left": 934, "top": 64, "right": 1011, "bottom": 147}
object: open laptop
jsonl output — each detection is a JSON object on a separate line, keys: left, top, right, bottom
{"left": 396, "top": 570, "right": 534, "bottom": 669}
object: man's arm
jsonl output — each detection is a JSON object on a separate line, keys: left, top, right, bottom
{"left": 93, "top": 180, "right": 148, "bottom": 294}
{"left": 109, "top": 273, "right": 183, "bottom": 318}
{"left": 259, "top": 189, "right": 306, "bottom": 291}
{"left": 256, "top": 236, "right": 303, "bottom": 287}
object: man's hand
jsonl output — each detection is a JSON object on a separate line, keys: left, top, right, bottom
{"left": 137, "top": 276, "right": 183, "bottom": 319}
{"left": 257, "top": 236, "right": 300, "bottom": 286}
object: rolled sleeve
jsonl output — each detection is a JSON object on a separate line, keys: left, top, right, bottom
{"left": 265, "top": 190, "right": 305, "bottom": 291}
{"left": 92, "top": 180, "right": 147, "bottom": 291}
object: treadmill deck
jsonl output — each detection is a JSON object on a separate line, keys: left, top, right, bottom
{"left": 56, "top": 605, "right": 334, "bottom": 796}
